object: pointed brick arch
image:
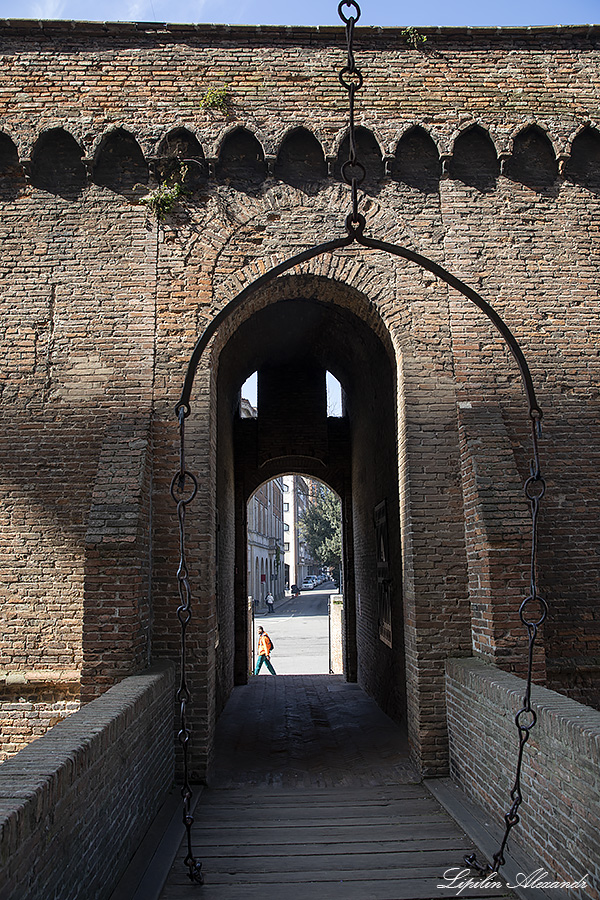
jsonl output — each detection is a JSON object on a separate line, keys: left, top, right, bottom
{"left": 505, "top": 124, "right": 558, "bottom": 190}
{"left": 92, "top": 127, "right": 149, "bottom": 197}
{"left": 449, "top": 124, "right": 499, "bottom": 192}
{"left": 393, "top": 126, "right": 440, "bottom": 192}
{"left": 565, "top": 125, "right": 600, "bottom": 193}
{"left": 216, "top": 127, "right": 267, "bottom": 191}
{"left": 274, "top": 127, "right": 327, "bottom": 191}
{"left": 0, "top": 131, "right": 24, "bottom": 199}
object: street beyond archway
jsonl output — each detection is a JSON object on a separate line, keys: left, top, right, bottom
{"left": 253, "top": 583, "right": 334, "bottom": 675}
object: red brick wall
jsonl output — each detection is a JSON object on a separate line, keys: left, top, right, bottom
{"left": 447, "top": 658, "right": 600, "bottom": 900}
{"left": 1, "top": 20, "right": 600, "bottom": 775}
{"left": 0, "top": 662, "right": 175, "bottom": 900}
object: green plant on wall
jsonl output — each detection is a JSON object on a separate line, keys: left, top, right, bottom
{"left": 140, "top": 164, "right": 188, "bottom": 220}
{"left": 401, "top": 26, "right": 427, "bottom": 49}
{"left": 199, "top": 85, "right": 229, "bottom": 113}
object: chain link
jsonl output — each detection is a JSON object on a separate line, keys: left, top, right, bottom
{"left": 338, "top": 0, "right": 365, "bottom": 230}
{"left": 170, "top": 406, "right": 203, "bottom": 885}
{"left": 167, "top": 3, "right": 547, "bottom": 885}
{"left": 466, "top": 410, "right": 546, "bottom": 876}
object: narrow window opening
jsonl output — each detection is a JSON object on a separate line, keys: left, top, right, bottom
{"left": 326, "top": 371, "right": 343, "bottom": 417}
{"left": 240, "top": 371, "right": 258, "bottom": 416}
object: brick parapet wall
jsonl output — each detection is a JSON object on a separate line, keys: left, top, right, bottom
{"left": 1, "top": 22, "right": 599, "bottom": 157}
{"left": 0, "top": 661, "right": 175, "bottom": 900}
{"left": 446, "top": 657, "right": 600, "bottom": 900}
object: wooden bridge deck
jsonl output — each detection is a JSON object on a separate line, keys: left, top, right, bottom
{"left": 157, "top": 676, "right": 516, "bottom": 900}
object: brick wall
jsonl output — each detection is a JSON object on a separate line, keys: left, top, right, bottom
{"left": 0, "top": 674, "right": 80, "bottom": 762}
{"left": 446, "top": 658, "right": 600, "bottom": 900}
{"left": 0, "top": 661, "right": 174, "bottom": 900}
{"left": 1, "top": 19, "right": 600, "bottom": 778}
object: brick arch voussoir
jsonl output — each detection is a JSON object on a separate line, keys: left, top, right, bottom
{"left": 209, "top": 266, "right": 400, "bottom": 373}
{"left": 212, "top": 123, "right": 268, "bottom": 159}
{"left": 208, "top": 184, "right": 432, "bottom": 305}
{"left": 180, "top": 183, "right": 538, "bottom": 425}
{"left": 506, "top": 120, "right": 559, "bottom": 158}
{"left": 189, "top": 189, "right": 459, "bottom": 393}
{"left": 566, "top": 120, "right": 600, "bottom": 154}
{"left": 448, "top": 119, "right": 502, "bottom": 157}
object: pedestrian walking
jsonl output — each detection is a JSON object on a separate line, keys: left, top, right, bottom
{"left": 266, "top": 592, "right": 274, "bottom": 614}
{"left": 254, "top": 626, "right": 276, "bottom": 675}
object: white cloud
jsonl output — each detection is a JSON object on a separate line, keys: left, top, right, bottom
{"left": 125, "top": 0, "right": 151, "bottom": 18}
{"left": 31, "top": 0, "right": 66, "bottom": 15}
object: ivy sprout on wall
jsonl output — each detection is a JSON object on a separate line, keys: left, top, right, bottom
{"left": 199, "top": 85, "right": 229, "bottom": 114}
{"left": 401, "top": 27, "right": 427, "bottom": 49}
{"left": 140, "top": 164, "right": 188, "bottom": 221}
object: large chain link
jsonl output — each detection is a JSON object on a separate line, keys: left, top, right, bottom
{"left": 466, "top": 410, "right": 546, "bottom": 875}
{"left": 170, "top": 405, "right": 204, "bottom": 885}
{"left": 337, "top": 0, "right": 548, "bottom": 873}
{"left": 338, "top": 0, "right": 366, "bottom": 234}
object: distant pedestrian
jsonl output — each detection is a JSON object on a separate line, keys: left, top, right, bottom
{"left": 254, "top": 626, "right": 276, "bottom": 675}
{"left": 266, "top": 592, "right": 274, "bottom": 613}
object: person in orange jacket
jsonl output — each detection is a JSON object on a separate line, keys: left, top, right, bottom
{"left": 254, "top": 626, "right": 276, "bottom": 675}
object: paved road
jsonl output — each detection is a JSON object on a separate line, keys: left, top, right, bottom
{"left": 253, "top": 583, "right": 334, "bottom": 675}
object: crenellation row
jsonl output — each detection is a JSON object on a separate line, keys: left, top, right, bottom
{"left": 1, "top": 119, "right": 600, "bottom": 201}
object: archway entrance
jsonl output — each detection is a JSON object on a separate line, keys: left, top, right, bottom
{"left": 247, "top": 474, "right": 342, "bottom": 676}
{"left": 213, "top": 286, "right": 406, "bottom": 728}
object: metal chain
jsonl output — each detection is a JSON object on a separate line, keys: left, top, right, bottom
{"left": 338, "top": 0, "right": 366, "bottom": 235}
{"left": 166, "top": 2, "right": 547, "bottom": 886}
{"left": 465, "top": 409, "right": 547, "bottom": 876}
{"left": 170, "top": 404, "right": 204, "bottom": 885}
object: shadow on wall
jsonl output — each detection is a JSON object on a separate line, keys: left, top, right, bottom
{"left": 3, "top": 122, "right": 600, "bottom": 201}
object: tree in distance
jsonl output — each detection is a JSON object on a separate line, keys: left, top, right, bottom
{"left": 298, "top": 485, "right": 342, "bottom": 569}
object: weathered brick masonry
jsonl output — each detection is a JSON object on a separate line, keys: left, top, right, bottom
{"left": 0, "top": 662, "right": 175, "bottom": 900}
{"left": 446, "top": 658, "right": 600, "bottom": 899}
{"left": 1, "top": 19, "right": 600, "bottom": 782}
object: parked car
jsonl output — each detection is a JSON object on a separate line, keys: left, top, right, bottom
{"left": 301, "top": 577, "right": 317, "bottom": 590}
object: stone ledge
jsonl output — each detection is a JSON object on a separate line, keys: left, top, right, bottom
{"left": 0, "top": 669, "right": 80, "bottom": 687}
{"left": 0, "top": 20, "right": 599, "bottom": 39}
{"left": 446, "top": 656, "right": 600, "bottom": 751}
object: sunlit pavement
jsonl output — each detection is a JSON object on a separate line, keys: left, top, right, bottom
{"left": 252, "top": 585, "right": 332, "bottom": 675}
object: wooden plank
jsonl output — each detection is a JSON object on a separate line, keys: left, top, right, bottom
{"left": 195, "top": 812, "right": 454, "bottom": 827}
{"left": 161, "top": 877, "right": 513, "bottom": 900}
{"left": 201, "top": 786, "right": 427, "bottom": 803}
{"left": 189, "top": 865, "right": 496, "bottom": 882}
{"left": 194, "top": 802, "right": 442, "bottom": 822}
{"left": 181, "top": 838, "right": 481, "bottom": 855}
{"left": 185, "top": 823, "right": 462, "bottom": 844}
{"left": 182, "top": 849, "right": 481, "bottom": 870}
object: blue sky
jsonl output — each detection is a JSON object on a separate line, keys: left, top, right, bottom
{"left": 0, "top": 0, "right": 599, "bottom": 26}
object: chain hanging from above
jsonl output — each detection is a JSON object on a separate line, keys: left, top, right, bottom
{"left": 170, "top": 406, "right": 204, "bottom": 886}
{"left": 338, "top": 0, "right": 366, "bottom": 233}
{"left": 465, "top": 411, "right": 546, "bottom": 876}
{"left": 171, "top": 0, "right": 547, "bottom": 885}
{"left": 337, "top": 0, "right": 548, "bottom": 878}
